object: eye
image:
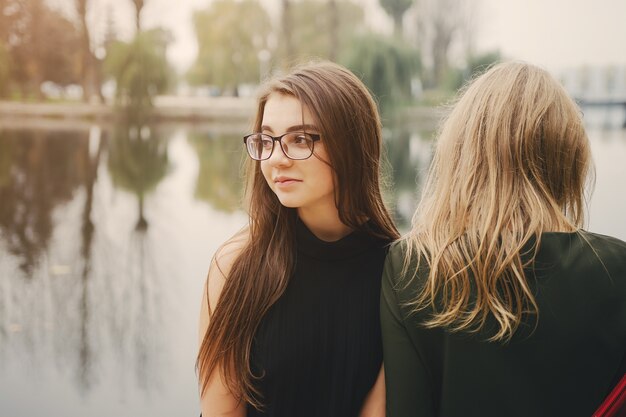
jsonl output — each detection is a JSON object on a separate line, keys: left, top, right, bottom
{"left": 261, "top": 138, "right": 273, "bottom": 149}
{"left": 294, "top": 134, "right": 308, "bottom": 144}
{"left": 288, "top": 133, "right": 314, "bottom": 148}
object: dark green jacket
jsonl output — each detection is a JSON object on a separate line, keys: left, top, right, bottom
{"left": 381, "top": 231, "right": 626, "bottom": 417}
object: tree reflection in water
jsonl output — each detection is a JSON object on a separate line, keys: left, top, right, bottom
{"left": 0, "top": 120, "right": 436, "bottom": 414}
{"left": 0, "top": 130, "right": 88, "bottom": 274}
{"left": 189, "top": 130, "right": 244, "bottom": 212}
{"left": 108, "top": 122, "right": 170, "bottom": 230}
{"left": 187, "top": 125, "right": 433, "bottom": 224}
{"left": 383, "top": 124, "right": 434, "bottom": 230}
{"left": 0, "top": 117, "right": 623, "bottom": 415}
{"left": 77, "top": 126, "right": 106, "bottom": 392}
{"left": 105, "top": 120, "right": 171, "bottom": 391}
{"left": 0, "top": 127, "right": 97, "bottom": 395}
{"left": 0, "top": 122, "right": 174, "bottom": 402}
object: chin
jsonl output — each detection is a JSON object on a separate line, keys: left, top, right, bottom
{"left": 275, "top": 197, "right": 303, "bottom": 208}
{"left": 273, "top": 191, "right": 309, "bottom": 209}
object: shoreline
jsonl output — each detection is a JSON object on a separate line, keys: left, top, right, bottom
{"left": 0, "top": 97, "right": 444, "bottom": 131}
{"left": 0, "top": 96, "right": 256, "bottom": 121}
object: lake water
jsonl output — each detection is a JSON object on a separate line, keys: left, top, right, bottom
{"left": 1, "top": 110, "right": 625, "bottom": 416}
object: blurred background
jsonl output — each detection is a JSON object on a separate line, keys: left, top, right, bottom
{"left": 1, "top": 0, "right": 625, "bottom": 415}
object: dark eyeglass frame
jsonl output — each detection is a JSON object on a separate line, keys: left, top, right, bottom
{"left": 243, "top": 132, "right": 321, "bottom": 161}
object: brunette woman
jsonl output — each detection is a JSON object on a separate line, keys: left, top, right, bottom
{"left": 381, "top": 62, "right": 626, "bottom": 417}
{"left": 198, "top": 61, "right": 399, "bottom": 417}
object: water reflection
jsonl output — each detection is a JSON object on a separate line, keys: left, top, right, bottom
{"left": 108, "top": 123, "right": 170, "bottom": 231}
{"left": 76, "top": 126, "right": 105, "bottom": 392}
{"left": 0, "top": 120, "right": 624, "bottom": 416}
{"left": 385, "top": 125, "right": 434, "bottom": 229}
{"left": 189, "top": 130, "right": 244, "bottom": 212}
{"left": 0, "top": 130, "right": 89, "bottom": 274}
{"left": 0, "top": 125, "right": 178, "bottom": 415}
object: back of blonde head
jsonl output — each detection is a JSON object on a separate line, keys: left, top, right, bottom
{"left": 405, "top": 62, "right": 591, "bottom": 341}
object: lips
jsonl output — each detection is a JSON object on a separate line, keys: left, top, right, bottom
{"left": 274, "top": 176, "right": 302, "bottom": 186}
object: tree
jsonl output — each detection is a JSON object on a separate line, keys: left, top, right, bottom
{"left": 435, "top": 50, "right": 501, "bottom": 93}
{"left": 466, "top": 50, "right": 500, "bottom": 78}
{"left": 189, "top": 132, "right": 243, "bottom": 212}
{"left": 0, "top": 0, "right": 84, "bottom": 98}
{"left": 15, "top": 0, "right": 45, "bottom": 98}
{"left": 0, "top": 2, "right": 14, "bottom": 95}
{"left": 0, "top": 42, "right": 9, "bottom": 97}
{"left": 40, "top": 9, "right": 82, "bottom": 87}
{"left": 0, "top": 131, "right": 88, "bottom": 273}
{"left": 105, "top": 28, "right": 171, "bottom": 120}
{"left": 107, "top": 123, "right": 170, "bottom": 231}
{"left": 281, "top": 0, "right": 293, "bottom": 60}
{"left": 131, "top": 0, "right": 145, "bottom": 32}
{"left": 379, "top": 0, "right": 413, "bottom": 37}
{"left": 75, "top": 0, "right": 106, "bottom": 102}
{"left": 341, "top": 33, "right": 420, "bottom": 112}
{"left": 411, "top": 0, "right": 476, "bottom": 88}
{"left": 328, "top": 0, "right": 339, "bottom": 60}
{"left": 188, "top": 0, "right": 272, "bottom": 94}
{"left": 430, "top": 1, "right": 457, "bottom": 87}
{"left": 281, "top": 0, "right": 364, "bottom": 62}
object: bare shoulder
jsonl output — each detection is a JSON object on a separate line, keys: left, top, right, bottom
{"left": 212, "top": 228, "right": 250, "bottom": 278}
{"left": 198, "top": 231, "right": 248, "bottom": 417}
{"left": 199, "top": 227, "right": 250, "bottom": 345}
{"left": 205, "top": 227, "right": 250, "bottom": 311}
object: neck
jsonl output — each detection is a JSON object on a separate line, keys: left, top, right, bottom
{"left": 298, "top": 205, "right": 352, "bottom": 242}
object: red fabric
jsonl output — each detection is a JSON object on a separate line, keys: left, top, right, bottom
{"left": 594, "top": 374, "right": 626, "bottom": 417}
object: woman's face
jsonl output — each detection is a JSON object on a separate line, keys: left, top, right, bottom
{"left": 260, "top": 93, "right": 336, "bottom": 214}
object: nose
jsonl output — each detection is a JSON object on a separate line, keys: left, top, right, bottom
{"left": 266, "top": 142, "right": 293, "bottom": 167}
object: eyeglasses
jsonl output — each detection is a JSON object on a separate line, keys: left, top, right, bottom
{"left": 243, "top": 132, "right": 321, "bottom": 161}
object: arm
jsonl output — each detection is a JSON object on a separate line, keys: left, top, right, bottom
{"left": 380, "top": 247, "right": 436, "bottom": 417}
{"left": 359, "top": 366, "right": 385, "bottom": 417}
{"left": 198, "top": 238, "right": 247, "bottom": 417}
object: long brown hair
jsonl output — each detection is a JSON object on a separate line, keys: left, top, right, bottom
{"left": 404, "top": 62, "right": 592, "bottom": 342}
{"left": 197, "top": 61, "right": 399, "bottom": 408}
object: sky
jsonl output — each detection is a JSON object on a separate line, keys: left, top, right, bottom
{"left": 51, "top": 0, "right": 626, "bottom": 75}
{"left": 478, "top": 0, "right": 626, "bottom": 71}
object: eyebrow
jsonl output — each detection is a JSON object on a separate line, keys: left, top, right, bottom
{"left": 261, "top": 124, "right": 319, "bottom": 133}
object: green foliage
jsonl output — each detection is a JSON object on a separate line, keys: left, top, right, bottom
{"left": 440, "top": 66, "right": 464, "bottom": 92}
{"left": 341, "top": 33, "right": 421, "bottom": 111}
{"left": 188, "top": 0, "right": 271, "bottom": 91}
{"left": 379, "top": 0, "right": 413, "bottom": 34}
{"left": 105, "top": 29, "right": 171, "bottom": 116}
{"left": 418, "top": 88, "right": 455, "bottom": 106}
{"left": 107, "top": 123, "right": 170, "bottom": 230}
{"left": 108, "top": 126, "right": 169, "bottom": 196}
{"left": 466, "top": 50, "right": 501, "bottom": 79}
{"left": 280, "top": 0, "right": 364, "bottom": 61}
{"left": 189, "top": 132, "right": 244, "bottom": 212}
{"left": 440, "top": 50, "right": 502, "bottom": 92}
{"left": 379, "top": 0, "right": 414, "bottom": 18}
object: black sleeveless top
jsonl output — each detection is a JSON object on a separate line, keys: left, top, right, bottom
{"left": 247, "top": 220, "right": 390, "bottom": 417}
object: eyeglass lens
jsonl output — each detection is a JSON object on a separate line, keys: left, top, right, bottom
{"left": 246, "top": 133, "right": 315, "bottom": 160}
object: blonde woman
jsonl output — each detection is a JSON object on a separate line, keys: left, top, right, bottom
{"left": 381, "top": 62, "right": 626, "bottom": 417}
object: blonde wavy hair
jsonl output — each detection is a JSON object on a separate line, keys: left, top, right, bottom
{"left": 404, "top": 62, "right": 592, "bottom": 342}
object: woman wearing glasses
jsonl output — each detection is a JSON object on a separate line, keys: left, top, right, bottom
{"left": 381, "top": 62, "right": 626, "bottom": 417}
{"left": 197, "top": 61, "right": 399, "bottom": 416}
